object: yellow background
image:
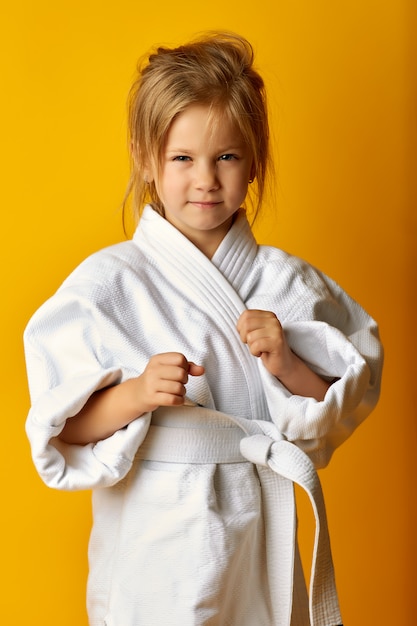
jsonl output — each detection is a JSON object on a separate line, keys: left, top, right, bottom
{"left": 1, "top": 1, "right": 416, "bottom": 624}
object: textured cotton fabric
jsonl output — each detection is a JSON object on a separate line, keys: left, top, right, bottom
{"left": 24, "top": 205, "right": 383, "bottom": 625}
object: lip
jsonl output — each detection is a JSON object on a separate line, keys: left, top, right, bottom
{"left": 189, "top": 201, "right": 222, "bottom": 209}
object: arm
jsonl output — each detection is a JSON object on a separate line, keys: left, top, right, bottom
{"left": 237, "top": 309, "right": 331, "bottom": 401}
{"left": 59, "top": 353, "right": 205, "bottom": 445}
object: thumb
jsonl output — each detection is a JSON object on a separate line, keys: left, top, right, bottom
{"left": 188, "top": 362, "right": 205, "bottom": 377}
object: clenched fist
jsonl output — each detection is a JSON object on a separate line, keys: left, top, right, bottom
{"left": 138, "top": 352, "right": 205, "bottom": 413}
{"left": 236, "top": 309, "right": 295, "bottom": 379}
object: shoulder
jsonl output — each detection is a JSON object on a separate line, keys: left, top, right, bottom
{"left": 249, "top": 245, "right": 355, "bottom": 323}
{"left": 25, "top": 239, "right": 150, "bottom": 334}
{"left": 254, "top": 245, "right": 333, "bottom": 295}
{"left": 50, "top": 236, "right": 158, "bottom": 309}
{"left": 63, "top": 240, "right": 147, "bottom": 287}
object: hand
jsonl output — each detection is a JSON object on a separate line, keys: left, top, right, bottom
{"left": 137, "top": 352, "right": 205, "bottom": 413}
{"left": 236, "top": 309, "right": 295, "bottom": 380}
{"left": 237, "top": 309, "right": 331, "bottom": 400}
{"left": 59, "top": 352, "right": 204, "bottom": 445}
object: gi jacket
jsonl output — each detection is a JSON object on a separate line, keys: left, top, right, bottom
{"left": 24, "top": 205, "right": 383, "bottom": 626}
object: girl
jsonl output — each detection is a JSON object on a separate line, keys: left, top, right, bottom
{"left": 24, "top": 32, "right": 383, "bottom": 626}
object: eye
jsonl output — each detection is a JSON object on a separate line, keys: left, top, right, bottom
{"left": 218, "top": 154, "right": 238, "bottom": 161}
{"left": 173, "top": 155, "right": 192, "bottom": 162}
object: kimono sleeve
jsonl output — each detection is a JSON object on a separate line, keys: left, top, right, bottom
{"left": 24, "top": 281, "right": 151, "bottom": 491}
{"left": 259, "top": 269, "right": 383, "bottom": 469}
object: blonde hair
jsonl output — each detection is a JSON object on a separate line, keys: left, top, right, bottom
{"left": 124, "top": 32, "right": 271, "bottom": 224}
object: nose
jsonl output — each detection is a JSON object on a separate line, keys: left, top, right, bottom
{"left": 194, "top": 161, "right": 219, "bottom": 191}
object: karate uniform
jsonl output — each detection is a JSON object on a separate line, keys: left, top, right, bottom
{"left": 24, "top": 205, "right": 383, "bottom": 625}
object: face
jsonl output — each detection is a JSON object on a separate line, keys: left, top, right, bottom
{"left": 149, "top": 104, "right": 254, "bottom": 258}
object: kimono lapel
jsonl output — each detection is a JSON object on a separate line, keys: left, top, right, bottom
{"left": 210, "top": 208, "right": 258, "bottom": 296}
{"left": 134, "top": 206, "right": 267, "bottom": 418}
{"left": 135, "top": 205, "right": 256, "bottom": 311}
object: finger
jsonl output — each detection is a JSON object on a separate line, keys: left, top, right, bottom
{"left": 237, "top": 309, "right": 272, "bottom": 324}
{"left": 188, "top": 362, "right": 205, "bottom": 376}
{"left": 153, "top": 391, "right": 187, "bottom": 407}
{"left": 247, "top": 325, "right": 286, "bottom": 352}
{"left": 153, "top": 377, "right": 187, "bottom": 399}
{"left": 246, "top": 336, "right": 273, "bottom": 358}
{"left": 237, "top": 310, "right": 279, "bottom": 337}
{"left": 236, "top": 310, "right": 255, "bottom": 335}
{"left": 157, "top": 364, "right": 189, "bottom": 384}
{"left": 158, "top": 361, "right": 204, "bottom": 381}
{"left": 153, "top": 352, "right": 189, "bottom": 368}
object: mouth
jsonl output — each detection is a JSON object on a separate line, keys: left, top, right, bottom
{"left": 189, "top": 201, "right": 222, "bottom": 209}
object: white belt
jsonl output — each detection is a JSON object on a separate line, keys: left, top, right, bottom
{"left": 137, "top": 406, "right": 342, "bottom": 626}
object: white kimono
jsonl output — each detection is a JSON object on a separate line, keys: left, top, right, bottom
{"left": 24, "top": 205, "right": 383, "bottom": 626}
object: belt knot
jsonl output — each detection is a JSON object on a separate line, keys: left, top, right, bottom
{"left": 240, "top": 433, "right": 275, "bottom": 466}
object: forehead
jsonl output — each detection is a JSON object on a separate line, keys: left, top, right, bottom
{"left": 165, "top": 104, "right": 246, "bottom": 148}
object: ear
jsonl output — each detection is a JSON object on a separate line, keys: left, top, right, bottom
{"left": 143, "top": 167, "right": 154, "bottom": 184}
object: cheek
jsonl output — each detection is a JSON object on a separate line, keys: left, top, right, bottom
{"left": 156, "top": 172, "right": 183, "bottom": 200}
{"left": 233, "top": 174, "right": 250, "bottom": 200}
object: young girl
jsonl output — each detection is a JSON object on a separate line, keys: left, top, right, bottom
{"left": 24, "top": 32, "right": 383, "bottom": 626}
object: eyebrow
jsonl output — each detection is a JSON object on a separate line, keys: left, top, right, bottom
{"left": 165, "top": 145, "right": 246, "bottom": 154}
{"left": 165, "top": 148, "right": 193, "bottom": 154}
